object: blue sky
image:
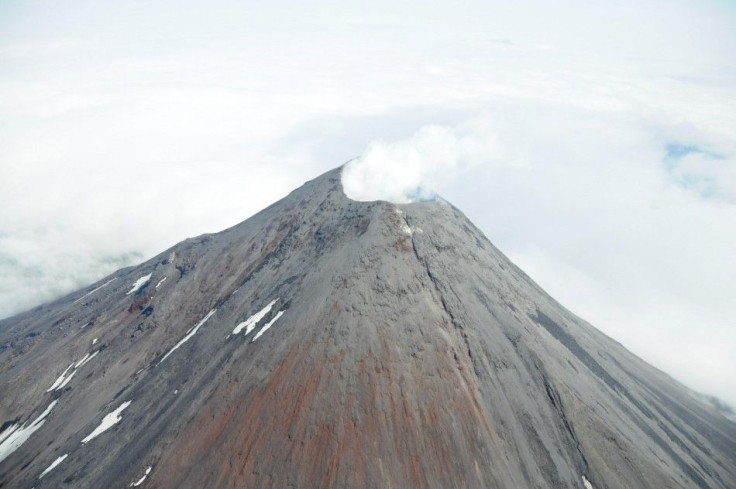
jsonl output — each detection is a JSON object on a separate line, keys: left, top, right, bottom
{"left": 1, "top": 0, "right": 735, "bottom": 406}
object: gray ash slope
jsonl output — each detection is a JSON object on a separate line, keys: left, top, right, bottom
{"left": 1, "top": 167, "right": 735, "bottom": 489}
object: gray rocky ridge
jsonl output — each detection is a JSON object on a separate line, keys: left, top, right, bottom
{"left": 0, "top": 167, "right": 734, "bottom": 488}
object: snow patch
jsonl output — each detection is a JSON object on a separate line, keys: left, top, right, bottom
{"left": 131, "top": 466, "right": 152, "bottom": 486}
{"left": 394, "top": 208, "right": 413, "bottom": 235}
{"left": 76, "top": 351, "right": 98, "bottom": 369}
{"left": 73, "top": 278, "right": 117, "bottom": 304}
{"left": 56, "top": 369, "right": 77, "bottom": 390}
{"left": 39, "top": 454, "right": 68, "bottom": 478}
{"left": 47, "top": 362, "right": 75, "bottom": 391}
{"left": 47, "top": 350, "right": 99, "bottom": 392}
{"left": 92, "top": 338, "right": 98, "bottom": 345}
{"left": 0, "top": 425, "right": 19, "bottom": 446}
{"left": 233, "top": 299, "right": 278, "bottom": 336}
{"left": 74, "top": 353, "right": 90, "bottom": 369}
{"left": 155, "top": 276, "right": 167, "bottom": 289}
{"left": 158, "top": 310, "right": 216, "bottom": 364}
{"left": 252, "top": 310, "right": 285, "bottom": 342}
{"left": 0, "top": 400, "right": 59, "bottom": 463}
{"left": 582, "top": 475, "right": 595, "bottom": 489}
{"left": 81, "top": 401, "right": 131, "bottom": 444}
{"left": 126, "top": 273, "right": 152, "bottom": 295}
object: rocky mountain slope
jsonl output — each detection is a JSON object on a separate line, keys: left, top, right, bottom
{"left": 1, "top": 167, "right": 734, "bottom": 488}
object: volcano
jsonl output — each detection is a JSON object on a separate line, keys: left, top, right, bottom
{"left": 1, "top": 167, "right": 734, "bottom": 488}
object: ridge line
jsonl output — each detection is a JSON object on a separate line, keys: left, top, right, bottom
{"left": 402, "top": 212, "right": 477, "bottom": 374}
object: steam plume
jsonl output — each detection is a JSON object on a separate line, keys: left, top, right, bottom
{"left": 341, "top": 119, "right": 498, "bottom": 203}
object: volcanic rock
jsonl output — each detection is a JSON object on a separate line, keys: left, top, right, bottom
{"left": 0, "top": 167, "right": 734, "bottom": 488}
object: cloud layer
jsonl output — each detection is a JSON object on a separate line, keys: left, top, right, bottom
{"left": 1, "top": 0, "right": 735, "bottom": 408}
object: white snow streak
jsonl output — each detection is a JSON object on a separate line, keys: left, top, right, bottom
{"left": 0, "top": 426, "right": 19, "bottom": 446}
{"left": 233, "top": 299, "right": 278, "bottom": 335}
{"left": 131, "top": 466, "right": 152, "bottom": 486}
{"left": 76, "top": 350, "right": 98, "bottom": 369}
{"left": 158, "top": 309, "right": 216, "bottom": 364}
{"left": 126, "top": 273, "right": 152, "bottom": 295}
{"left": 74, "top": 353, "right": 90, "bottom": 369}
{"left": 81, "top": 401, "right": 131, "bottom": 444}
{"left": 252, "top": 310, "right": 285, "bottom": 342}
{"left": 73, "top": 278, "right": 117, "bottom": 304}
{"left": 92, "top": 338, "right": 98, "bottom": 345}
{"left": 155, "top": 277, "right": 167, "bottom": 289}
{"left": 47, "top": 350, "right": 99, "bottom": 392}
{"left": 0, "top": 400, "right": 58, "bottom": 463}
{"left": 39, "top": 454, "right": 68, "bottom": 478}
{"left": 56, "top": 369, "right": 77, "bottom": 390}
{"left": 394, "top": 208, "right": 413, "bottom": 235}
{"left": 582, "top": 475, "right": 595, "bottom": 489}
{"left": 47, "top": 362, "right": 75, "bottom": 391}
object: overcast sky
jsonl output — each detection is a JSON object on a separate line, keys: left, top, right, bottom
{"left": 1, "top": 0, "right": 735, "bottom": 406}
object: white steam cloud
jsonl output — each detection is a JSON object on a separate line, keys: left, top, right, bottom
{"left": 342, "top": 120, "right": 499, "bottom": 203}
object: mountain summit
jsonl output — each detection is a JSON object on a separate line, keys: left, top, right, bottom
{"left": 1, "top": 167, "right": 734, "bottom": 488}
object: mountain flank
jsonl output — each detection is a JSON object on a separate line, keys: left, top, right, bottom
{"left": 0, "top": 167, "right": 734, "bottom": 488}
